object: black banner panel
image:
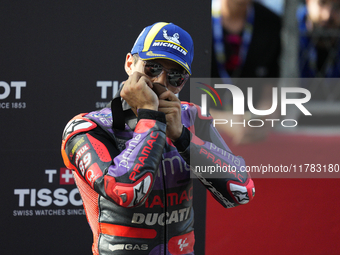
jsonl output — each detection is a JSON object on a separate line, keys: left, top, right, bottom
{"left": 1, "top": 1, "right": 210, "bottom": 254}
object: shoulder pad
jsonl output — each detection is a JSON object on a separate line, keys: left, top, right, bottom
{"left": 61, "top": 113, "right": 97, "bottom": 170}
{"left": 62, "top": 113, "right": 97, "bottom": 145}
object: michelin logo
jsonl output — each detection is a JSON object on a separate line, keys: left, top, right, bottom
{"left": 163, "top": 29, "right": 181, "bottom": 44}
{"left": 151, "top": 29, "right": 188, "bottom": 56}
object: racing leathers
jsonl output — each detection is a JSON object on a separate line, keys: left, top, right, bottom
{"left": 61, "top": 94, "right": 255, "bottom": 255}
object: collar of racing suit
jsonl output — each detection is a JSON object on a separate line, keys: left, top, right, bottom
{"left": 107, "top": 82, "right": 191, "bottom": 153}
{"left": 107, "top": 82, "right": 139, "bottom": 131}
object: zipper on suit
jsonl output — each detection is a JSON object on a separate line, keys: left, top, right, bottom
{"left": 161, "top": 151, "right": 167, "bottom": 255}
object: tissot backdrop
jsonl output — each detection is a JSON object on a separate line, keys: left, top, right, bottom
{"left": 1, "top": 1, "right": 210, "bottom": 254}
{"left": 2, "top": 1, "right": 340, "bottom": 255}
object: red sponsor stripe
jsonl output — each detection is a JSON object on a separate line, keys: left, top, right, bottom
{"left": 134, "top": 119, "right": 156, "bottom": 134}
{"left": 100, "top": 223, "right": 157, "bottom": 239}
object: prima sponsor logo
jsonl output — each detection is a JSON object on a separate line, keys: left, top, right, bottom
{"left": 118, "top": 134, "right": 141, "bottom": 169}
